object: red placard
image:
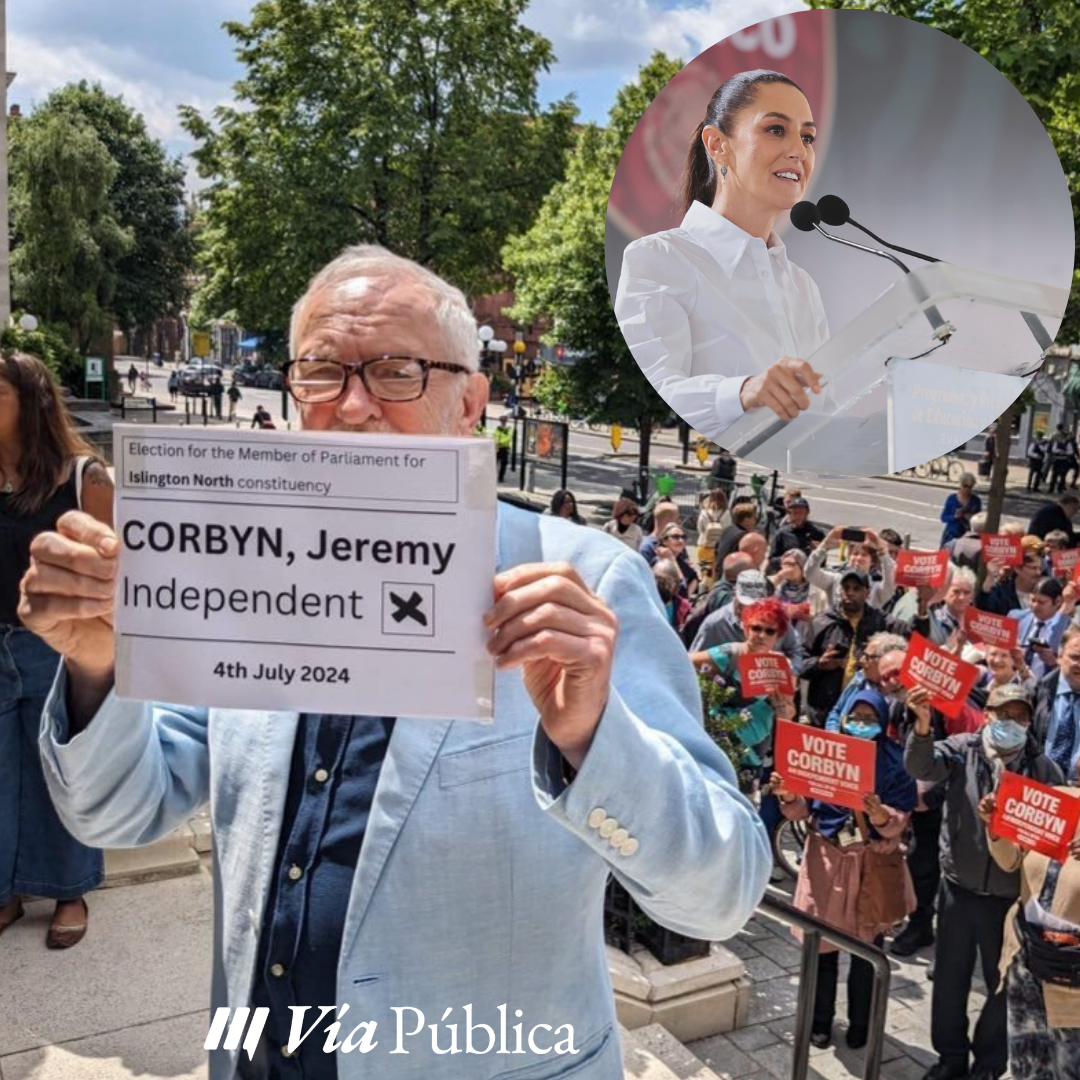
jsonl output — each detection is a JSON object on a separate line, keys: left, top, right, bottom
{"left": 981, "top": 534, "right": 1024, "bottom": 568}
{"left": 899, "top": 632, "right": 980, "bottom": 718}
{"left": 738, "top": 652, "right": 796, "bottom": 697}
{"left": 895, "top": 549, "right": 949, "bottom": 588}
{"left": 963, "top": 609, "right": 1019, "bottom": 650}
{"left": 1052, "top": 548, "right": 1080, "bottom": 579}
{"left": 774, "top": 720, "right": 877, "bottom": 811}
{"left": 990, "top": 772, "right": 1080, "bottom": 862}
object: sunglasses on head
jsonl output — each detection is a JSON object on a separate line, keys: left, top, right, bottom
{"left": 747, "top": 624, "right": 780, "bottom": 636}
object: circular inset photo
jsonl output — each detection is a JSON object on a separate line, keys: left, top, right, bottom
{"left": 607, "top": 9, "right": 1073, "bottom": 478}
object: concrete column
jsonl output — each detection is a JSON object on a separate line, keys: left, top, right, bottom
{"left": 0, "top": 0, "right": 10, "bottom": 327}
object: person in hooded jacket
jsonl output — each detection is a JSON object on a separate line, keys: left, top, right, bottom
{"left": 772, "top": 687, "right": 917, "bottom": 1050}
{"left": 904, "top": 683, "right": 1063, "bottom": 1080}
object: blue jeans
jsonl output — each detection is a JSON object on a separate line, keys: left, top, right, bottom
{"left": 0, "top": 626, "right": 104, "bottom": 904}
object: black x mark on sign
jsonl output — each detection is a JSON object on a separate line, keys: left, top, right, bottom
{"left": 389, "top": 590, "right": 428, "bottom": 626}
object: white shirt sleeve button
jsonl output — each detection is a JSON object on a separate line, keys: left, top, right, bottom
{"left": 761, "top": 270, "right": 769, "bottom": 278}
{"left": 599, "top": 817, "right": 619, "bottom": 838}
{"left": 610, "top": 828, "right": 630, "bottom": 848}
{"left": 619, "top": 837, "right": 640, "bottom": 857}
{"left": 587, "top": 808, "right": 607, "bottom": 829}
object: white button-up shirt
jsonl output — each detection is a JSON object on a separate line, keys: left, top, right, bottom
{"left": 615, "top": 199, "right": 830, "bottom": 440}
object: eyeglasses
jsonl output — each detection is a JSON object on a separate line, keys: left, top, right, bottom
{"left": 747, "top": 624, "right": 780, "bottom": 636}
{"left": 666, "top": 533, "right": 687, "bottom": 540}
{"left": 286, "top": 356, "right": 470, "bottom": 404}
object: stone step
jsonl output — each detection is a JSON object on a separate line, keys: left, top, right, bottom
{"left": 102, "top": 812, "right": 211, "bottom": 888}
{"left": 622, "top": 1023, "right": 723, "bottom": 1080}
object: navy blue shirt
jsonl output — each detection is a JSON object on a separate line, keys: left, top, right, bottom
{"left": 239, "top": 713, "right": 394, "bottom": 1079}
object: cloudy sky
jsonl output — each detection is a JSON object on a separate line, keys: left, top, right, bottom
{"left": 7, "top": 0, "right": 804, "bottom": 183}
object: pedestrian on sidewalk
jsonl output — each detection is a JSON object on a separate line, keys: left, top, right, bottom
{"left": 126, "top": 363, "right": 138, "bottom": 393}
{"left": 0, "top": 351, "right": 112, "bottom": 949}
{"left": 210, "top": 376, "right": 224, "bottom": 420}
{"left": 227, "top": 381, "right": 241, "bottom": 422}
{"left": 1026, "top": 433, "right": 1049, "bottom": 492}
{"left": 1049, "top": 425, "right": 1077, "bottom": 494}
{"left": 979, "top": 425, "right": 996, "bottom": 479}
{"left": 940, "top": 473, "right": 982, "bottom": 547}
{"left": 492, "top": 415, "right": 512, "bottom": 482}
{"left": 167, "top": 370, "right": 180, "bottom": 403}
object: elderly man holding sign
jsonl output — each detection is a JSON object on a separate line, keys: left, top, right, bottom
{"left": 905, "top": 683, "right": 1062, "bottom": 1080}
{"left": 18, "top": 247, "right": 771, "bottom": 1080}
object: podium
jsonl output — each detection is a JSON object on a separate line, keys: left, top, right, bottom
{"left": 714, "top": 264, "right": 1067, "bottom": 477}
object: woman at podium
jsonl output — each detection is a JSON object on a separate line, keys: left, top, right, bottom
{"left": 615, "top": 69, "right": 827, "bottom": 442}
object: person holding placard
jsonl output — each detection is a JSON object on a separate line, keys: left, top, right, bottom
{"left": 913, "top": 567, "right": 976, "bottom": 647}
{"left": 905, "top": 683, "right": 1063, "bottom": 1080}
{"left": 978, "top": 544, "right": 1044, "bottom": 616}
{"left": 978, "top": 781, "right": 1080, "bottom": 1079}
{"left": 772, "top": 688, "right": 917, "bottom": 1050}
{"left": 20, "top": 247, "right": 773, "bottom": 1080}
{"left": 0, "top": 351, "right": 114, "bottom": 950}
{"left": 691, "top": 596, "right": 797, "bottom": 847}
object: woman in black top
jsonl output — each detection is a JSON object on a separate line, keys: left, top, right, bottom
{"left": 0, "top": 351, "right": 114, "bottom": 948}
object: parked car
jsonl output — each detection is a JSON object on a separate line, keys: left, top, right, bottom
{"left": 253, "top": 368, "right": 284, "bottom": 390}
{"left": 179, "top": 363, "right": 224, "bottom": 396}
{"left": 233, "top": 363, "right": 260, "bottom": 386}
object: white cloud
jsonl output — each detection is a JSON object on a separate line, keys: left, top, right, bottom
{"left": 7, "top": 29, "right": 235, "bottom": 186}
{"left": 528, "top": 0, "right": 807, "bottom": 74}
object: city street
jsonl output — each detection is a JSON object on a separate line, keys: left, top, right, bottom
{"left": 113, "top": 358, "right": 1037, "bottom": 553}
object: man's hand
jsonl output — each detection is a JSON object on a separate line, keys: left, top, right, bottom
{"left": 908, "top": 686, "right": 933, "bottom": 735}
{"left": 977, "top": 793, "right": 997, "bottom": 826}
{"left": 769, "top": 770, "right": 794, "bottom": 802}
{"left": 822, "top": 526, "right": 843, "bottom": 549}
{"left": 863, "top": 792, "right": 889, "bottom": 828}
{"left": 816, "top": 644, "right": 845, "bottom": 670}
{"left": 18, "top": 511, "right": 118, "bottom": 684}
{"left": 739, "top": 358, "right": 824, "bottom": 422}
{"left": 485, "top": 562, "right": 617, "bottom": 771}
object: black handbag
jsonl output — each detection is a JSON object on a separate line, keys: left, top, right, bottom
{"left": 1018, "top": 908, "right": 1080, "bottom": 988}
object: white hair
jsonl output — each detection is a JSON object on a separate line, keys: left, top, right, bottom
{"left": 289, "top": 245, "right": 479, "bottom": 369}
{"left": 969, "top": 512, "right": 988, "bottom": 533}
{"left": 948, "top": 565, "right": 977, "bottom": 590}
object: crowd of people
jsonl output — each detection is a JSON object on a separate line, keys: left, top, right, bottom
{"left": 549, "top": 468, "right": 1080, "bottom": 1080}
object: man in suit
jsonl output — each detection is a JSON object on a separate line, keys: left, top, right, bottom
{"left": 19, "top": 246, "right": 771, "bottom": 1080}
{"left": 1010, "top": 577, "right": 1069, "bottom": 680}
{"left": 1032, "top": 625, "right": 1080, "bottom": 779}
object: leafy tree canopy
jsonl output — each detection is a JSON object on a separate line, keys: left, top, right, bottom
{"left": 182, "top": 0, "right": 577, "bottom": 338}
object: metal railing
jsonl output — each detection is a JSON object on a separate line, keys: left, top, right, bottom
{"left": 758, "top": 893, "right": 891, "bottom": 1080}
{"left": 113, "top": 396, "right": 161, "bottom": 422}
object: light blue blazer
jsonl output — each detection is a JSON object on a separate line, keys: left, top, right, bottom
{"left": 40, "top": 504, "right": 771, "bottom": 1080}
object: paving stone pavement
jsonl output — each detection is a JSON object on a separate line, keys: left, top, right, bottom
{"left": 688, "top": 884, "right": 1007, "bottom": 1080}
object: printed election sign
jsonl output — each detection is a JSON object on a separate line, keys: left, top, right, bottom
{"left": 774, "top": 720, "right": 876, "bottom": 812}
{"left": 895, "top": 549, "right": 949, "bottom": 588}
{"left": 1053, "top": 547, "right": 1080, "bottom": 579}
{"left": 738, "top": 652, "right": 796, "bottom": 697}
{"left": 991, "top": 772, "right": 1080, "bottom": 862}
{"left": 899, "top": 632, "right": 979, "bottom": 718}
{"left": 113, "top": 426, "right": 496, "bottom": 720}
{"left": 981, "top": 533, "right": 1024, "bottom": 568}
{"left": 963, "top": 608, "right": 1019, "bottom": 650}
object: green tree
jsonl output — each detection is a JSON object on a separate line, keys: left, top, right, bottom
{"left": 503, "top": 52, "right": 684, "bottom": 492}
{"left": 182, "top": 0, "right": 577, "bottom": 337}
{"left": 40, "top": 82, "right": 194, "bottom": 335}
{"left": 9, "top": 112, "right": 134, "bottom": 353}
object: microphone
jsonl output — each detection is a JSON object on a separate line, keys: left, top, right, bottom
{"left": 790, "top": 201, "right": 949, "bottom": 339}
{"left": 816, "top": 194, "right": 1052, "bottom": 359}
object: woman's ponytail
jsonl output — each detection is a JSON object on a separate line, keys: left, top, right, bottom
{"left": 679, "top": 120, "right": 715, "bottom": 217}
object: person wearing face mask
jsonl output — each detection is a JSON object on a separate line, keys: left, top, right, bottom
{"left": 614, "top": 69, "right": 826, "bottom": 441}
{"left": 823, "top": 633, "right": 907, "bottom": 734}
{"left": 772, "top": 688, "right": 917, "bottom": 1050}
{"left": 978, "top": 779, "right": 1080, "bottom": 1079}
{"left": 905, "top": 684, "right": 1063, "bottom": 1080}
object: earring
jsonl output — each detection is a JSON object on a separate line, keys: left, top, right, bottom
{"left": 720, "top": 164, "right": 728, "bottom": 185}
